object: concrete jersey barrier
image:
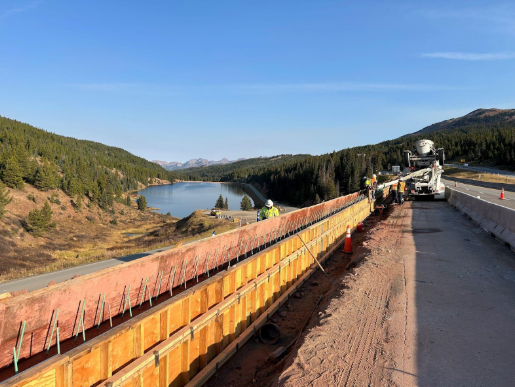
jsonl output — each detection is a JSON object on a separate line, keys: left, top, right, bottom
{"left": 446, "top": 187, "right": 515, "bottom": 251}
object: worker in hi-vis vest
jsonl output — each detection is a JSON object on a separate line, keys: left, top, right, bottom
{"left": 398, "top": 178, "right": 406, "bottom": 204}
{"left": 370, "top": 174, "right": 377, "bottom": 199}
{"left": 391, "top": 180, "right": 398, "bottom": 203}
{"left": 259, "top": 199, "right": 279, "bottom": 220}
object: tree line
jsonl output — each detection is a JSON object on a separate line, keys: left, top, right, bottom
{"left": 0, "top": 116, "right": 173, "bottom": 212}
{"left": 176, "top": 110, "right": 515, "bottom": 206}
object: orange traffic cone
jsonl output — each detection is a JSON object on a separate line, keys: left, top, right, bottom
{"left": 455, "top": 181, "right": 457, "bottom": 187}
{"left": 500, "top": 188, "right": 505, "bottom": 200}
{"left": 343, "top": 225, "right": 353, "bottom": 254}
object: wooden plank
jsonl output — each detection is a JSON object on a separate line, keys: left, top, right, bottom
{"left": 143, "top": 315, "right": 159, "bottom": 351}
{"left": 133, "top": 324, "right": 144, "bottom": 358}
{"left": 167, "top": 346, "right": 182, "bottom": 387}
{"left": 72, "top": 347, "right": 101, "bottom": 387}
{"left": 112, "top": 330, "right": 133, "bottom": 372}
{"left": 168, "top": 301, "right": 183, "bottom": 334}
{"left": 23, "top": 369, "right": 56, "bottom": 387}
{"left": 159, "top": 353, "right": 169, "bottom": 387}
{"left": 100, "top": 341, "right": 113, "bottom": 379}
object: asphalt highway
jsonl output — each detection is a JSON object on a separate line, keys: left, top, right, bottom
{"left": 0, "top": 245, "right": 175, "bottom": 295}
{"left": 446, "top": 163, "right": 515, "bottom": 176}
{"left": 442, "top": 178, "right": 515, "bottom": 210}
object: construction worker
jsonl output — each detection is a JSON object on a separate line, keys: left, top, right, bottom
{"left": 391, "top": 179, "right": 398, "bottom": 203}
{"left": 371, "top": 174, "right": 377, "bottom": 199}
{"left": 371, "top": 174, "right": 377, "bottom": 189}
{"left": 398, "top": 178, "right": 406, "bottom": 204}
{"left": 259, "top": 199, "right": 279, "bottom": 220}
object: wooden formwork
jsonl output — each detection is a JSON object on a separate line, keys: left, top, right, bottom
{"left": 2, "top": 197, "right": 372, "bottom": 387}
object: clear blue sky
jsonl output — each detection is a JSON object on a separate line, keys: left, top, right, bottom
{"left": 1, "top": 1, "right": 514, "bottom": 162}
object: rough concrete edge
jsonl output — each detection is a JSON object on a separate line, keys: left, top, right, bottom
{"left": 446, "top": 187, "right": 515, "bottom": 253}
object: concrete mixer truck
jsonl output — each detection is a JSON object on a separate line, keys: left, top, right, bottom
{"left": 402, "top": 139, "right": 446, "bottom": 199}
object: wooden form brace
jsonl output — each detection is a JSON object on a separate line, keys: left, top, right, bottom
{"left": 1, "top": 198, "right": 372, "bottom": 387}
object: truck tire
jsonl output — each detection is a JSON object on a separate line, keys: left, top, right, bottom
{"left": 438, "top": 150, "right": 445, "bottom": 166}
{"left": 403, "top": 151, "right": 411, "bottom": 168}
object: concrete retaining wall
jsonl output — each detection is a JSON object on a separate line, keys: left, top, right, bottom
{"left": 446, "top": 187, "right": 515, "bottom": 252}
{"left": 0, "top": 191, "right": 370, "bottom": 371}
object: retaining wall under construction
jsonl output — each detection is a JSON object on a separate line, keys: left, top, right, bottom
{"left": 0, "top": 189, "right": 385, "bottom": 386}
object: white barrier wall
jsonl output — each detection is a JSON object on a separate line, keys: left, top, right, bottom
{"left": 446, "top": 187, "right": 515, "bottom": 252}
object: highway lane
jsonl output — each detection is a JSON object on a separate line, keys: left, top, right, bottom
{"left": 442, "top": 178, "right": 515, "bottom": 210}
{"left": 447, "top": 163, "right": 515, "bottom": 176}
{"left": 0, "top": 245, "right": 176, "bottom": 295}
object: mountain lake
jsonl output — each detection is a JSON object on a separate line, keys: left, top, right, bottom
{"left": 138, "top": 182, "right": 255, "bottom": 218}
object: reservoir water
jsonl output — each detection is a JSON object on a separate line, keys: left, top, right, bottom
{"left": 138, "top": 182, "right": 255, "bottom": 218}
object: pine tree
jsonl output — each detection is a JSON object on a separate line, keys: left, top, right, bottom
{"left": 24, "top": 201, "right": 55, "bottom": 236}
{"left": 126, "top": 195, "right": 132, "bottom": 206}
{"left": 0, "top": 181, "right": 12, "bottom": 218}
{"left": 137, "top": 195, "right": 147, "bottom": 211}
{"left": 240, "top": 195, "right": 252, "bottom": 211}
{"left": 34, "top": 160, "right": 60, "bottom": 191}
{"left": 2, "top": 156, "right": 24, "bottom": 189}
{"left": 224, "top": 197, "right": 229, "bottom": 209}
{"left": 215, "top": 194, "right": 224, "bottom": 208}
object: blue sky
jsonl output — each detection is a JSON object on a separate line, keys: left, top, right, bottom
{"left": 1, "top": 1, "right": 514, "bottom": 162}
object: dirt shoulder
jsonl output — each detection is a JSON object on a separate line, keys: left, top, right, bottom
{"left": 208, "top": 199, "right": 515, "bottom": 387}
{"left": 274, "top": 203, "right": 413, "bottom": 387}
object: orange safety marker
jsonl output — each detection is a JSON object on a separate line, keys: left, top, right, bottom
{"left": 455, "top": 181, "right": 457, "bottom": 187}
{"left": 343, "top": 225, "right": 353, "bottom": 254}
{"left": 500, "top": 187, "right": 505, "bottom": 200}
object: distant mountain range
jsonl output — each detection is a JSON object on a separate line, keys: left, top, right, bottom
{"left": 152, "top": 157, "right": 246, "bottom": 171}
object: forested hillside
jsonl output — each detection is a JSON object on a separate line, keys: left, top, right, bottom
{"left": 0, "top": 116, "right": 173, "bottom": 209}
{"left": 177, "top": 108, "right": 515, "bottom": 206}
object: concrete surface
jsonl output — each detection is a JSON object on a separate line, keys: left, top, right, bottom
{"left": 409, "top": 201, "right": 515, "bottom": 386}
{"left": 446, "top": 187, "right": 515, "bottom": 252}
{"left": 442, "top": 178, "right": 515, "bottom": 210}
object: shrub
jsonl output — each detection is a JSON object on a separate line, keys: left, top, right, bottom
{"left": 110, "top": 218, "right": 118, "bottom": 225}
{"left": 27, "top": 194, "right": 36, "bottom": 202}
{"left": 137, "top": 195, "right": 147, "bottom": 211}
{"left": 49, "top": 193, "right": 61, "bottom": 205}
{"left": 0, "top": 182, "right": 13, "bottom": 218}
{"left": 240, "top": 195, "right": 252, "bottom": 211}
{"left": 23, "top": 201, "right": 55, "bottom": 236}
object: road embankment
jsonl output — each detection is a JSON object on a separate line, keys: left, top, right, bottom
{"left": 446, "top": 187, "right": 515, "bottom": 251}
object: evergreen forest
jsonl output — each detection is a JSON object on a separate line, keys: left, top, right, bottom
{"left": 0, "top": 116, "right": 174, "bottom": 210}
{"left": 176, "top": 108, "right": 515, "bottom": 206}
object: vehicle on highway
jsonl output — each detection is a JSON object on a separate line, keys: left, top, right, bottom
{"left": 403, "top": 139, "right": 446, "bottom": 199}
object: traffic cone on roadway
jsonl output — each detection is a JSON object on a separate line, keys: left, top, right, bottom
{"left": 455, "top": 181, "right": 457, "bottom": 187}
{"left": 500, "top": 188, "right": 505, "bottom": 200}
{"left": 343, "top": 225, "right": 353, "bottom": 254}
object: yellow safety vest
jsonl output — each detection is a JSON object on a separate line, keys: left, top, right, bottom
{"left": 260, "top": 206, "right": 279, "bottom": 220}
{"left": 392, "top": 182, "right": 398, "bottom": 190}
{"left": 399, "top": 181, "right": 406, "bottom": 191}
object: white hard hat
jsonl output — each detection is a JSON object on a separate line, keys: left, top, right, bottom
{"left": 372, "top": 174, "right": 377, "bottom": 178}
{"left": 265, "top": 199, "right": 273, "bottom": 208}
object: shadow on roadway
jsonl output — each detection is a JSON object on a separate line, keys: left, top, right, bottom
{"left": 411, "top": 199, "right": 515, "bottom": 386}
